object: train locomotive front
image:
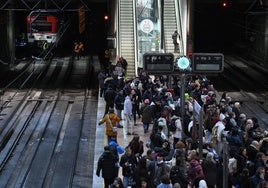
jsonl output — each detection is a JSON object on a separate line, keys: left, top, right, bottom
{"left": 26, "top": 14, "right": 58, "bottom": 50}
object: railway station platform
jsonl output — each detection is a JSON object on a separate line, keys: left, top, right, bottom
{"left": 92, "top": 96, "right": 151, "bottom": 187}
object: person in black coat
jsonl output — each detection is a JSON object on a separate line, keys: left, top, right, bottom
{"left": 235, "top": 147, "right": 248, "bottom": 175}
{"left": 104, "top": 84, "right": 116, "bottom": 115}
{"left": 246, "top": 140, "right": 260, "bottom": 172}
{"left": 202, "top": 152, "right": 217, "bottom": 188}
{"left": 216, "top": 157, "right": 224, "bottom": 188}
{"left": 249, "top": 167, "right": 266, "bottom": 188}
{"left": 170, "top": 157, "right": 188, "bottom": 188}
{"left": 98, "top": 70, "right": 107, "bottom": 97}
{"left": 134, "top": 157, "right": 149, "bottom": 188}
{"left": 119, "top": 145, "right": 138, "bottom": 187}
{"left": 114, "top": 89, "right": 125, "bottom": 128}
{"left": 237, "top": 168, "right": 250, "bottom": 188}
{"left": 172, "top": 30, "right": 179, "bottom": 53}
{"left": 96, "top": 146, "right": 118, "bottom": 188}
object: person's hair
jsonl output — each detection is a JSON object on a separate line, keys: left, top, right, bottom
{"left": 256, "top": 152, "right": 265, "bottom": 159}
{"left": 256, "top": 166, "right": 265, "bottom": 175}
{"left": 158, "top": 126, "right": 163, "bottom": 131}
{"left": 113, "top": 177, "right": 123, "bottom": 187}
{"left": 125, "top": 145, "right": 132, "bottom": 150}
{"left": 173, "top": 183, "right": 181, "bottom": 188}
{"left": 160, "top": 174, "right": 170, "bottom": 184}
{"left": 132, "top": 135, "right": 140, "bottom": 142}
{"left": 137, "top": 157, "right": 147, "bottom": 169}
{"left": 104, "top": 145, "right": 110, "bottom": 151}
{"left": 241, "top": 168, "right": 249, "bottom": 176}
{"left": 147, "top": 149, "right": 153, "bottom": 156}
{"left": 140, "top": 177, "right": 148, "bottom": 183}
{"left": 238, "top": 146, "right": 246, "bottom": 155}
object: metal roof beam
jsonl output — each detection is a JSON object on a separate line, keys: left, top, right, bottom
{"left": 0, "top": 0, "right": 91, "bottom": 11}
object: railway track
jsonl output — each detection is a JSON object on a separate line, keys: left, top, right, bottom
{"left": 0, "top": 55, "right": 98, "bottom": 187}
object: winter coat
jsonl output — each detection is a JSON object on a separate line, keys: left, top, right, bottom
{"left": 104, "top": 87, "right": 116, "bottom": 105}
{"left": 99, "top": 113, "right": 121, "bottom": 137}
{"left": 96, "top": 150, "right": 117, "bottom": 179}
{"left": 119, "top": 153, "right": 137, "bottom": 177}
{"left": 114, "top": 92, "right": 125, "bottom": 110}
{"left": 98, "top": 71, "right": 107, "bottom": 89}
{"left": 141, "top": 104, "right": 152, "bottom": 124}
{"left": 170, "top": 165, "right": 188, "bottom": 187}
{"left": 201, "top": 159, "right": 217, "bottom": 187}
{"left": 260, "top": 137, "right": 268, "bottom": 156}
{"left": 148, "top": 161, "right": 170, "bottom": 186}
{"left": 226, "top": 132, "right": 243, "bottom": 157}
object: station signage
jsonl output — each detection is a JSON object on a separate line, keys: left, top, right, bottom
{"left": 192, "top": 53, "right": 224, "bottom": 73}
{"left": 143, "top": 53, "right": 174, "bottom": 74}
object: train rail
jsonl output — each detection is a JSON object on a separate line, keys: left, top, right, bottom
{"left": 0, "top": 54, "right": 98, "bottom": 187}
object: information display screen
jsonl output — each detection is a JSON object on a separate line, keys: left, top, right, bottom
{"left": 192, "top": 53, "right": 224, "bottom": 73}
{"left": 143, "top": 53, "right": 174, "bottom": 74}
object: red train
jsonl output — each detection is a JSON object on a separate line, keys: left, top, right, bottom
{"left": 26, "top": 14, "right": 58, "bottom": 47}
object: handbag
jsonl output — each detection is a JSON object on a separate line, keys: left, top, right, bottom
{"left": 112, "top": 126, "right": 117, "bottom": 133}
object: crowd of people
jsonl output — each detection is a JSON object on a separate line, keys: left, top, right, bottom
{"left": 96, "top": 59, "right": 268, "bottom": 188}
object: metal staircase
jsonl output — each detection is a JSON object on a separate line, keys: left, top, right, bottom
{"left": 163, "top": 0, "right": 179, "bottom": 54}
{"left": 118, "top": 0, "right": 136, "bottom": 78}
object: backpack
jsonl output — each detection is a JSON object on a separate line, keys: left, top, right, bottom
{"left": 150, "top": 132, "right": 164, "bottom": 148}
{"left": 168, "top": 118, "right": 178, "bottom": 133}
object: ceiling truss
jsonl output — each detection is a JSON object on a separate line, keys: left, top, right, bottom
{"left": 0, "top": 0, "right": 91, "bottom": 11}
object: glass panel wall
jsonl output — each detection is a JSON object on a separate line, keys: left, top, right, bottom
{"left": 136, "top": 0, "right": 161, "bottom": 68}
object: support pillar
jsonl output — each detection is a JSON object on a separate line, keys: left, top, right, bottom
{"left": 7, "top": 10, "right": 15, "bottom": 67}
{"left": 264, "top": 0, "right": 268, "bottom": 68}
{"left": 187, "top": 0, "right": 194, "bottom": 56}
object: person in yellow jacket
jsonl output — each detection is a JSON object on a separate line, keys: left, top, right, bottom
{"left": 99, "top": 108, "right": 121, "bottom": 143}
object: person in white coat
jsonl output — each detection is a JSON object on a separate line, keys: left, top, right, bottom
{"left": 212, "top": 118, "right": 227, "bottom": 154}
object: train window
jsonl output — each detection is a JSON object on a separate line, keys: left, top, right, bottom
{"left": 32, "top": 23, "right": 52, "bottom": 32}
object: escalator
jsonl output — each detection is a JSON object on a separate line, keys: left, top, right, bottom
{"left": 118, "top": 0, "right": 136, "bottom": 78}
{"left": 117, "top": 0, "right": 187, "bottom": 77}
{"left": 163, "top": 0, "right": 178, "bottom": 54}
{"left": 163, "top": 0, "right": 187, "bottom": 56}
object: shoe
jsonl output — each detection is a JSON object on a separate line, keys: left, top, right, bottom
{"left": 127, "top": 132, "right": 132, "bottom": 135}
{"left": 117, "top": 125, "right": 123, "bottom": 128}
